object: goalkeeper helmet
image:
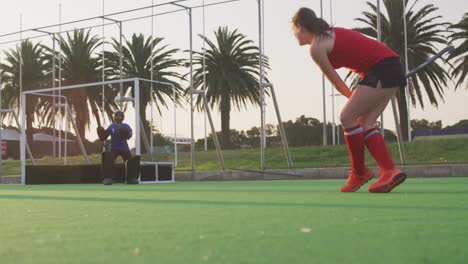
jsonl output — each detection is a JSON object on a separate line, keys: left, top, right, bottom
{"left": 114, "top": 110, "right": 124, "bottom": 123}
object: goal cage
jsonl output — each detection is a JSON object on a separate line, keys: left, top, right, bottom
{"left": 20, "top": 77, "right": 176, "bottom": 184}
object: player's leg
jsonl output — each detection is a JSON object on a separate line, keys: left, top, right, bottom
{"left": 339, "top": 83, "right": 400, "bottom": 192}
{"left": 359, "top": 91, "right": 395, "bottom": 173}
{"left": 360, "top": 94, "right": 407, "bottom": 193}
{"left": 359, "top": 57, "right": 408, "bottom": 193}
{"left": 102, "top": 150, "right": 118, "bottom": 185}
{"left": 124, "top": 152, "right": 140, "bottom": 184}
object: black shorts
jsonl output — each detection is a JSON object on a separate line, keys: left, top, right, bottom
{"left": 108, "top": 149, "right": 132, "bottom": 162}
{"left": 358, "top": 57, "right": 407, "bottom": 89}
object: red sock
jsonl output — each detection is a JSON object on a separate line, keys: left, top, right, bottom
{"left": 364, "top": 128, "right": 395, "bottom": 171}
{"left": 344, "top": 125, "right": 366, "bottom": 175}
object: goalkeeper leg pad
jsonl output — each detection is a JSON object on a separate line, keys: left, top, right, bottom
{"left": 126, "top": 155, "right": 141, "bottom": 184}
{"left": 102, "top": 151, "right": 116, "bottom": 185}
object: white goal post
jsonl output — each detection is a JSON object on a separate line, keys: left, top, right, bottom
{"left": 20, "top": 77, "right": 143, "bottom": 184}
{"left": 20, "top": 76, "right": 226, "bottom": 184}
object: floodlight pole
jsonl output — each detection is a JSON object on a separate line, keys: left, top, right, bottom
{"left": 330, "top": 93, "right": 337, "bottom": 144}
{"left": 189, "top": 8, "right": 194, "bottom": 177}
{"left": 320, "top": 0, "right": 327, "bottom": 146}
{"left": 331, "top": 93, "right": 342, "bottom": 144}
{"left": 19, "top": 14, "right": 23, "bottom": 131}
{"left": 33, "top": 28, "right": 59, "bottom": 157}
{"left": 119, "top": 22, "right": 124, "bottom": 96}
{"left": 172, "top": 2, "right": 194, "bottom": 177}
{"left": 202, "top": 0, "right": 208, "bottom": 152}
{"left": 20, "top": 93, "right": 26, "bottom": 184}
{"left": 257, "top": 0, "right": 266, "bottom": 170}
{"left": 64, "top": 103, "right": 68, "bottom": 165}
{"left": 119, "top": 21, "right": 124, "bottom": 105}
{"left": 330, "top": 0, "right": 336, "bottom": 145}
{"left": 52, "top": 34, "right": 57, "bottom": 158}
{"left": 134, "top": 79, "right": 141, "bottom": 156}
{"left": 59, "top": 3, "right": 63, "bottom": 159}
{"left": 151, "top": 1, "right": 155, "bottom": 157}
{"left": 377, "top": 0, "right": 384, "bottom": 135}
{"left": 403, "top": 0, "right": 411, "bottom": 141}
{"left": 102, "top": 16, "right": 124, "bottom": 107}
{"left": 173, "top": 84, "right": 177, "bottom": 167}
{"left": 102, "top": 0, "right": 106, "bottom": 122}
{"left": 376, "top": 0, "right": 406, "bottom": 163}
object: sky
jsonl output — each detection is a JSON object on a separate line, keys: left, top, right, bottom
{"left": 0, "top": 0, "right": 467, "bottom": 142}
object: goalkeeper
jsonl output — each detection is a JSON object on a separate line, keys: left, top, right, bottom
{"left": 97, "top": 110, "right": 139, "bottom": 185}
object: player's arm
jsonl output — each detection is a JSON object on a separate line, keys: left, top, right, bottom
{"left": 310, "top": 41, "right": 352, "bottom": 99}
{"left": 97, "top": 125, "right": 110, "bottom": 141}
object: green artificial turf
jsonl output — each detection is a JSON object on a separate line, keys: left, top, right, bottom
{"left": 1, "top": 177, "right": 468, "bottom": 264}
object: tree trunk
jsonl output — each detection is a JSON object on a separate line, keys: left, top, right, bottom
{"left": 220, "top": 96, "right": 231, "bottom": 149}
{"left": 24, "top": 89, "right": 36, "bottom": 144}
{"left": 75, "top": 110, "right": 87, "bottom": 141}
{"left": 74, "top": 89, "right": 89, "bottom": 152}
{"left": 395, "top": 89, "right": 409, "bottom": 141}
{"left": 26, "top": 112, "right": 34, "bottom": 145}
{"left": 129, "top": 83, "right": 152, "bottom": 154}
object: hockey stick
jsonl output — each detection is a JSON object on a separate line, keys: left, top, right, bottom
{"left": 405, "top": 46, "right": 454, "bottom": 79}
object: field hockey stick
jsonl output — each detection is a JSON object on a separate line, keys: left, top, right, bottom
{"left": 405, "top": 46, "right": 454, "bottom": 79}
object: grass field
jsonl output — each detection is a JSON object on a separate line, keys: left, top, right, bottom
{"left": 1, "top": 178, "right": 468, "bottom": 264}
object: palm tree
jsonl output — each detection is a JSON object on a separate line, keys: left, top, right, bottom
{"left": 46, "top": 29, "right": 108, "bottom": 139}
{"left": 191, "top": 26, "right": 268, "bottom": 149}
{"left": 105, "top": 33, "right": 184, "bottom": 148}
{"left": 449, "top": 12, "right": 468, "bottom": 89}
{"left": 1, "top": 40, "right": 49, "bottom": 141}
{"left": 353, "top": 0, "right": 450, "bottom": 140}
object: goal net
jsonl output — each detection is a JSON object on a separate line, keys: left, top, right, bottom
{"left": 19, "top": 77, "right": 178, "bottom": 183}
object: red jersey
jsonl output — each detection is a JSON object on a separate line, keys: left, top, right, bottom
{"left": 327, "top": 27, "right": 399, "bottom": 77}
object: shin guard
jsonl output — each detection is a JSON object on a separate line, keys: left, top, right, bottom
{"left": 102, "top": 152, "right": 115, "bottom": 180}
{"left": 125, "top": 155, "right": 141, "bottom": 184}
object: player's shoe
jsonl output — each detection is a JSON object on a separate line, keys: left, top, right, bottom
{"left": 368, "top": 168, "right": 407, "bottom": 193}
{"left": 340, "top": 168, "right": 374, "bottom": 192}
{"left": 102, "top": 178, "right": 113, "bottom": 185}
